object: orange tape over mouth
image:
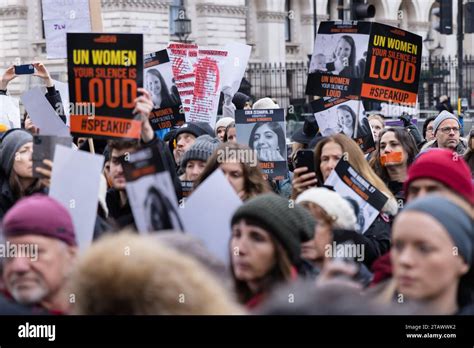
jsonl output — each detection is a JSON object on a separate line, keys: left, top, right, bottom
{"left": 380, "top": 151, "right": 403, "bottom": 166}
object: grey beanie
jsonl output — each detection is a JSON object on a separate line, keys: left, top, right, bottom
{"left": 432, "top": 110, "right": 460, "bottom": 134}
{"left": 0, "top": 129, "right": 33, "bottom": 176}
{"left": 402, "top": 195, "right": 473, "bottom": 265}
{"left": 180, "top": 135, "right": 220, "bottom": 170}
{"left": 231, "top": 193, "right": 316, "bottom": 263}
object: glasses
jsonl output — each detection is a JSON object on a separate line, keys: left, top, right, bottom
{"left": 439, "top": 127, "right": 460, "bottom": 134}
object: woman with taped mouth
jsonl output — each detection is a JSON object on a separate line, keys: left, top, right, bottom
{"left": 249, "top": 122, "right": 286, "bottom": 162}
{"left": 369, "top": 128, "right": 419, "bottom": 203}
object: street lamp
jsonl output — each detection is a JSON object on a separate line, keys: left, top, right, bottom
{"left": 174, "top": 4, "right": 191, "bottom": 43}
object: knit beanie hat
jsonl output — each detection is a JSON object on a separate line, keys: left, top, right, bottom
{"left": 2, "top": 194, "right": 77, "bottom": 246}
{"left": 404, "top": 149, "right": 473, "bottom": 204}
{"left": 180, "top": 135, "right": 220, "bottom": 170}
{"left": 0, "top": 129, "right": 33, "bottom": 176}
{"left": 174, "top": 122, "right": 215, "bottom": 139}
{"left": 432, "top": 110, "right": 460, "bottom": 134}
{"left": 295, "top": 187, "right": 357, "bottom": 230}
{"left": 253, "top": 97, "right": 280, "bottom": 110}
{"left": 215, "top": 117, "right": 235, "bottom": 132}
{"left": 232, "top": 92, "right": 250, "bottom": 110}
{"left": 401, "top": 195, "right": 473, "bottom": 265}
{"left": 231, "top": 193, "right": 316, "bottom": 263}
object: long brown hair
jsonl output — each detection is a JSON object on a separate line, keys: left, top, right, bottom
{"left": 230, "top": 217, "right": 293, "bottom": 304}
{"left": 369, "top": 127, "right": 419, "bottom": 183}
{"left": 194, "top": 142, "right": 271, "bottom": 200}
{"left": 9, "top": 170, "right": 42, "bottom": 200}
{"left": 313, "top": 134, "right": 395, "bottom": 202}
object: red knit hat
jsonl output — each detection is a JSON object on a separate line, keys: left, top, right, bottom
{"left": 404, "top": 149, "right": 474, "bottom": 204}
{"left": 2, "top": 194, "right": 77, "bottom": 246}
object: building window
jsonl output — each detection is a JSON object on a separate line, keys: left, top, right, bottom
{"left": 285, "top": 0, "right": 291, "bottom": 42}
{"left": 169, "top": 0, "right": 181, "bottom": 35}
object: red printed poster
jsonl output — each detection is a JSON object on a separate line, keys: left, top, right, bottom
{"left": 188, "top": 49, "right": 228, "bottom": 127}
{"left": 167, "top": 42, "right": 198, "bottom": 120}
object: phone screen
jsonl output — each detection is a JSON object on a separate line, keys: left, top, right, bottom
{"left": 14, "top": 64, "right": 34, "bottom": 75}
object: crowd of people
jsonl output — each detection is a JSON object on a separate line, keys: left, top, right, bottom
{"left": 0, "top": 63, "right": 473, "bottom": 316}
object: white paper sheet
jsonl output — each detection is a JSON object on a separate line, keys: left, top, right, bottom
{"left": 42, "top": 0, "right": 91, "bottom": 59}
{"left": 221, "top": 43, "right": 252, "bottom": 97}
{"left": 49, "top": 145, "right": 104, "bottom": 252}
{"left": 20, "top": 87, "right": 70, "bottom": 137}
{"left": 0, "top": 95, "right": 21, "bottom": 129}
{"left": 178, "top": 169, "right": 242, "bottom": 264}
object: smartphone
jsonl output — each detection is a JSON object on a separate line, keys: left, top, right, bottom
{"left": 14, "top": 64, "right": 34, "bottom": 75}
{"left": 294, "top": 149, "right": 315, "bottom": 173}
{"left": 33, "top": 135, "right": 72, "bottom": 178}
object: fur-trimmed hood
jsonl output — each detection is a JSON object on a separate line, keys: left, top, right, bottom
{"left": 71, "top": 232, "right": 244, "bottom": 315}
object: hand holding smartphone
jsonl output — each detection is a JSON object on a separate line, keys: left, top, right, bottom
{"left": 14, "top": 64, "right": 35, "bottom": 75}
{"left": 294, "top": 149, "right": 316, "bottom": 174}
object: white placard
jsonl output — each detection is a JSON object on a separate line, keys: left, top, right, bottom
{"left": 49, "top": 145, "right": 104, "bottom": 252}
{"left": 179, "top": 169, "right": 242, "bottom": 264}
{"left": 0, "top": 95, "right": 21, "bottom": 129}
{"left": 20, "top": 87, "right": 70, "bottom": 137}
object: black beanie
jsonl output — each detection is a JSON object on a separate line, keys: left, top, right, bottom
{"left": 231, "top": 193, "right": 316, "bottom": 263}
{"left": 174, "top": 122, "right": 215, "bottom": 139}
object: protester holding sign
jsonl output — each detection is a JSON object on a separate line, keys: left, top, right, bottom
{"left": 105, "top": 88, "right": 181, "bottom": 229}
{"left": 295, "top": 134, "right": 398, "bottom": 268}
{"left": 0, "top": 130, "right": 51, "bottom": 218}
{"left": 369, "top": 128, "right": 419, "bottom": 204}
{"left": 230, "top": 193, "right": 316, "bottom": 309}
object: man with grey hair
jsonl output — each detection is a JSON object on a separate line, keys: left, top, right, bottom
{"left": 421, "top": 110, "right": 467, "bottom": 154}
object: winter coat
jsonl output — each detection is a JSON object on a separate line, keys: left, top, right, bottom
{"left": 0, "top": 179, "right": 46, "bottom": 220}
{"left": 420, "top": 138, "right": 468, "bottom": 155}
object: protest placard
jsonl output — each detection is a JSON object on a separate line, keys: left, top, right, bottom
{"left": 324, "top": 159, "right": 388, "bottom": 233}
{"left": 49, "top": 145, "right": 104, "bottom": 252}
{"left": 144, "top": 49, "right": 184, "bottom": 131}
{"left": 179, "top": 169, "right": 242, "bottom": 264}
{"left": 188, "top": 49, "right": 228, "bottom": 127}
{"left": 67, "top": 33, "right": 143, "bottom": 140}
{"left": 41, "top": 0, "right": 92, "bottom": 59}
{"left": 311, "top": 98, "right": 375, "bottom": 153}
{"left": 20, "top": 87, "right": 70, "bottom": 137}
{"left": 0, "top": 95, "right": 21, "bottom": 130}
{"left": 361, "top": 23, "right": 422, "bottom": 107}
{"left": 235, "top": 108, "right": 288, "bottom": 180}
{"left": 306, "top": 21, "right": 371, "bottom": 98}
{"left": 122, "top": 146, "right": 182, "bottom": 234}
{"left": 221, "top": 42, "right": 252, "bottom": 97}
{"left": 167, "top": 42, "right": 198, "bottom": 119}
{"left": 306, "top": 21, "right": 422, "bottom": 119}
{"left": 32, "top": 135, "right": 72, "bottom": 179}
{"left": 180, "top": 180, "right": 193, "bottom": 199}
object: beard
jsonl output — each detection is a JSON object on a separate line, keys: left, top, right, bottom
{"left": 7, "top": 273, "right": 49, "bottom": 305}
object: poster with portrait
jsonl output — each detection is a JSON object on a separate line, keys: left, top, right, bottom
{"left": 235, "top": 108, "right": 288, "bottom": 180}
{"left": 360, "top": 23, "right": 422, "bottom": 108}
{"left": 306, "top": 21, "right": 371, "bottom": 98}
{"left": 122, "top": 146, "right": 183, "bottom": 234}
{"left": 167, "top": 42, "right": 198, "bottom": 120}
{"left": 144, "top": 49, "right": 185, "bottom": 131}
{"left": 67, "top": 33, "right": 143, "bottom": 140}
{"left": 311, "top": 98, "right": 375, "bottom": 153}
{"left": 324, "top": 159, "right": 388, "bottom": 234}
{"left": 188, "top": 49, "right": 229, "bottom": 127}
